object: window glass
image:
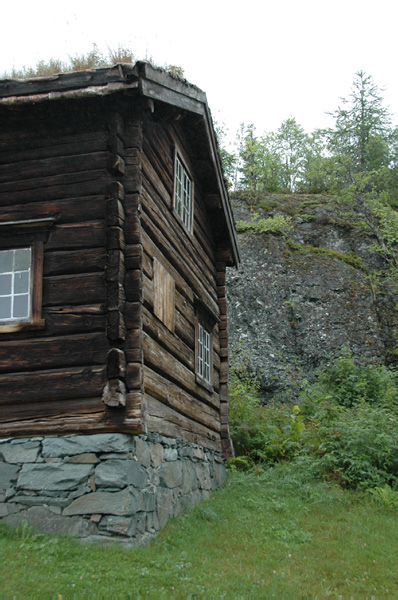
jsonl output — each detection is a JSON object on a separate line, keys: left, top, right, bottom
{"left": 198, "top": 322, "right": 211, "bottom": 383}
{"left": 0, "top": 250, "right": 13, "bottom": 272}
{"left": 174, "top": 155, "right": 192, "bottom": 231}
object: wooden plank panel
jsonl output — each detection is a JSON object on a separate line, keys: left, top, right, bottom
{"left": 0, "top": 132, "right": 108, "bottom": 163}
{"left": 142, "top": 305, "right": 193, "bottom": 371}
{"left": 142, "top": 273, "right": 194, "bottom": 348}
{"left": 144, "top": 366, "right": 220, "bottom": 432}
{"left": 0, "top": 177, "right": 108, "bottom": 206}
{"left": 43, "top": 273, "right": 105, "bottom": 306}
{"left": 0, "top": 197, "right": 105, "bottom": 225}
{"left": 0, "top": 152, "right": 108, "bottom": 183}
{"left": 145, "top": 395, "right": 221, "bottom": 452}
{"left": 0, "top": 366, "right": 106, "bottom": 405}
{"left": 141, "top": 197, "right": 218, "bottom": 316}
{"left": 43, "top": 308, "right": 106, "bottom": 336}
{"left": 46, "top": 221, "right": 105, "bottom": 250}
{"left": 143, "top": 333, "right": 219, "bottom": 409}
{"left": 142, "top": 179, "right": 217, "bottom": 297}
{"left": 0, "top": 333, "right": 108, "bottom": 373}
{"left": 0, "top": 169, "right": 107, "bottom": 194}
{"left": 44, "top": 248, "right": 106, "bottom": 276}
{"left": 153, "top": 258, "right": 175, "bottom": 332}
{"left": 142, "top": 229, "right": 194, "bottom": 300}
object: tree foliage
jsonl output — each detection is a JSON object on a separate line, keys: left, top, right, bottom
{"left": 326, "top": 71, "right": 393, "bottom": 190}
{"left": 217, "top": 71, "right": 398, "bottom": 203}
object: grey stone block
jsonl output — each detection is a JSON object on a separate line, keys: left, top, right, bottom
{"left": 4, "top": 506, "right": 97, "bottom": 537}
{"left": 17, "top": 463, "right": 92, "bottom": 491}
{"left": 142, "top": 492, "right": 156, "bottom": 511}
{"left": 150, "top": 443, "right": 164, "bottom": 468}
{"left": 99, "top": 516, "right": 135, "bottom": 537}
{"left": 63, "top": 488, "right": 141, "bottom": 516}
{"left": 65, "top": 453, "right": 99, "bottom": 464}
{"left": 156, "top": 488, "right": 174, "bottom": 528}
{"left": 5, "top": 487, "right": 15, "bottom": 500}
{"left": 158, "top": 461, "right": 182, "bottom": 488}
{"left": 146, "top": 510, "right": 159, "bottom": 533}
{"left": 42, "top": 434, "right": 135, "bottom": 458}
{"left": 95, "top": 459, "right": 148, "bottom": 489}
{"left": 95, "top": 460, "right": 128, "bottom": 489}
{"left": 12, "top": 494, "right": 71, "bottom": 508}
{"left": 196, "top": 463, "right": 212, "bottom": 491}
{"left": 4, "top": 503, "right": 22, "bottom": 515}
{"left": 182, "top": 460, "right": 199, "bottom": 494}
{"left": 163, "top": 448, "right": 178, "bottom": 461}
{"left": 0, "top": 463, "right": 19, "bottom": 489}
{"left": 0, "top": 503, "right": 8, "bottom": 517}
{"left": 0, "top": 443, "right": 40, "bottom": 464}
{"left": 212, "top": 462, "right": 227, "bottom": 488}
{"left": 135, "top": 438, "right": 151, "bottom": 468}
{"left": 135, "top": 512, "right": 147, "bottom": 535}
{"left": 127, "top": 461, "right": 149, "bottom": 488}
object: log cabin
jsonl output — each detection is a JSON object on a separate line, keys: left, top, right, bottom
{"left": 0, "top": 62, "right": 240, "bottom": 541}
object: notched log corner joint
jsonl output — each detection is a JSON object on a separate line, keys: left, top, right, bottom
{"left": 102, "top": 378, "right": 127, "bottom": 408}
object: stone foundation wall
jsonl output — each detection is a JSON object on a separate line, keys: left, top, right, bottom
{"left": 0, "top": 433, "right": 226, "bottom": 545}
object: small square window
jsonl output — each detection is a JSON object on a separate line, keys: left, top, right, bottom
{"left": 0, "top": 247, "right": 32, "bottom": 322}
{"left": 0, "top": 217, "right": 54, "bottom": 332}
{"left": 174, "top": 155, "right": 193, "bottom": 232}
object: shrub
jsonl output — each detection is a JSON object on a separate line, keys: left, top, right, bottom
{"left": 229, "top": 350, "right": 398, "bottom": 490}
{"left": 311, "top": 349, "right": 398, "bottom": 409}
{"left": 229, "top": 369, "right": 307, "bottom": 463}
{"left": 312, "top": 405, "right": 398, "bottom": 489}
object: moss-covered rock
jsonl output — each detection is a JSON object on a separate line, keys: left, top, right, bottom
{"left": 227, "top": 194, "right": 398, "bottom": 401}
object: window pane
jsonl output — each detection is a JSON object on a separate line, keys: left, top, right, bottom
{"left": 0, "top": 250, "right": 13, "bottom": 272}
{"left": 0, "top": 296, "right": 11, "bottom": 319}
{"left": 14, "top": 270, "right": 30, "bottom": 294}
{"left": 0, "top": 273, "right": 12, "bottom": 295}
{"left": 14, "top": 248, "right": 31, "bottom": 270}
{"left": 13, "top": 294, "right": 30, "bottom": 319}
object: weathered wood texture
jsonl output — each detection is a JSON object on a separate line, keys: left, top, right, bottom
{"left": 0, "top": 99, "right": 233, "bottom": 453}
{"left": 140, "top": 118, "right": 225, "bottom": 452}
{"left": 0, "top": 100, "right": 145, "bottom": 436}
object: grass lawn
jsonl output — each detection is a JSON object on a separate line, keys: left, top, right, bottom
{"left": 1, "top": 463, "right": 397, "bottom": 598}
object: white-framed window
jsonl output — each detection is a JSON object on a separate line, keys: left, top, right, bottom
{"left": 174, "top": 155, "right": 193, "bottom": 232}
{"left": 0, "top": 218, "right": 54, "bottom": 333}
{"left": 197, "top": 322, "right": 211, "bottom": 384}
{"left": 0, "top": 247, "right": 32, "bottom": 322}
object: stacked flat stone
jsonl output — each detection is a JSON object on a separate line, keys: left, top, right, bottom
{"left": 0, "top": 433, "right": 226, "bottom": 545}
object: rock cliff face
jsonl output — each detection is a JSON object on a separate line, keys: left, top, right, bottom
{"left": 226, "top": 194, "right": 398, "bottom": 401}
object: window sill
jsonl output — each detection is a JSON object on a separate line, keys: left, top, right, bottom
{"left": 0, "top": 319, "right": 45, "bottom": 333}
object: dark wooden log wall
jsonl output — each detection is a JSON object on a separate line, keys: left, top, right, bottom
{"left": 0, "top": 97, "right": 233, "bottom": 453}
{"left": 0, "top": 100, "right": 143, "bottom": 436}
{"left": 140, "top": 117, "right": 226, "bottom": 453}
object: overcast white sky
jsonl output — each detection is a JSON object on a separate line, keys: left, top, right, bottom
{"left": 1, "top": 0, "right": 397, "bottom": 142}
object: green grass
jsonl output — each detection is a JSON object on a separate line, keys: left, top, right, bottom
{"left": 1, "top": 464, "right": 397, "bottom": 598}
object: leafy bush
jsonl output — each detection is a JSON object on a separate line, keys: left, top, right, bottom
{"left": 229, "top": 350, "right": 398, "bottom": 490}
{"left": 310, "top": 349, "right": 398, "bottom": 409}
{"left": 310, "top": 405, "right": 398, "bottom": 489}
{"left": 229, "top": 369, "right": 307, "bottom": 463}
